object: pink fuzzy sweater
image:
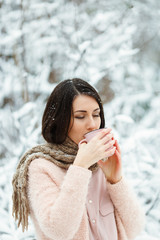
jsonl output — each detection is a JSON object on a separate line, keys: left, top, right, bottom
{"left": 27, "top": 158, "right": 145, "bottom": 240}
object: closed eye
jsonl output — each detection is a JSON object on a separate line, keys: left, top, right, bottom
{"left": 93, "top": 113, "right": 100, "bottom": 117}
{"left": 75, "top": 116, "right": 84, "bottom": 119}
{"left": 74, "top": 112, "right": 100, "bottom": 119}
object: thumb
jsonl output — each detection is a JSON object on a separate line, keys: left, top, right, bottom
{"left": 98, "top": 159, "right": 105, "bottom": 167}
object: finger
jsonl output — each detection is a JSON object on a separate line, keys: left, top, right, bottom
{"left": 115, "top": 140, "right": 121, "bottom": 154}
{"left": 97, "top": 159, "right": 105, "bottom": 168}
{"left": 113, "top": 150, "right": 122, "bottom": 168}
{"left": 106, "top": 146, "right": 116, "bottom": 158}
{"left": 116, "top": 150, "right": 121, "bottom": 162}
{"left": 101, "top": 133, "right": 114, "bottom": 145}
{"left": 104, "top": 139, "right": 115, "bottom": 151}
{"left": 96, "top": 128, "right": 112, "bottom": 139}
{"left": 78, "top": 139, "right": 87, "bottom": 148}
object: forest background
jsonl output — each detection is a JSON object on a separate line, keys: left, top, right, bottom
{"left": 0, "top": 0, "right": 160, "bottom": 239}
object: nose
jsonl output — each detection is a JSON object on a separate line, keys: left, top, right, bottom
{"left": 86, "top": 116, "right": 96, "bottom": 132}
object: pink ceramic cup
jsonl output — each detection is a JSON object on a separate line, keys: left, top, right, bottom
{"left": 78, "top": 128, "right": 108, "bottom": 147}
{"left": 84, "top": 128, "right": 106, "bottom": 142}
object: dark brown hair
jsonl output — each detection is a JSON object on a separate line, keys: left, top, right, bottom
{"left": 42, "top": 78, "right": 105, "bottom": 144}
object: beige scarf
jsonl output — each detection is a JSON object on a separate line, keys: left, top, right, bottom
{"left": 12, "top": 137, "right": 98, "bottom": 232}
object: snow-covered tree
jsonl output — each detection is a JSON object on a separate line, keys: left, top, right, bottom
{"left": 0, "top": 0, "right": 160, "bottom": 238}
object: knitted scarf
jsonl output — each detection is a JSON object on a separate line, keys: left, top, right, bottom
{"left": 12, "top": 137, "right": 98, "bottom": 232}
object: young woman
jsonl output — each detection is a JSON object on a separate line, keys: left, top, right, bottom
{"left": 12, "top": 78, "right": 145, "bottom": 240}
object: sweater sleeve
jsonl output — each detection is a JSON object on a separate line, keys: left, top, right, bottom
{"left": 106, "top": 177, "right": 145, "bottom": 239}
{"left": 28, "top": 158, "right": 92, "bottom": 240}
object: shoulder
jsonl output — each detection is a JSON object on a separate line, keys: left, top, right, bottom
{"left": 29, "top": 157, "right": 57, "bottom": 169}
{"left": 28, "top": 158, "right": 66, "bottom": 183}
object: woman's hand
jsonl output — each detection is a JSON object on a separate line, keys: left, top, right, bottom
{"left": 73, "top": 128, "right": 116, "bottom": 169}
{"left": 98, "top": 139, "right": 122, "bottom": 184}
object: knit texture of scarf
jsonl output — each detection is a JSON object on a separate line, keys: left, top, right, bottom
{"left": 12, "top": 137, "right": 98, "bottom": 232}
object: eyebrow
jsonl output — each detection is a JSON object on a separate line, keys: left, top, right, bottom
{"left": 74, "top": 108, "right": 100, "bottom": 113}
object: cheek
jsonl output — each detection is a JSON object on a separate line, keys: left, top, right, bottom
{"left": 99, "top": 118, "right": 101, "bottom": 126}
{"left": 96, "top": 117, "right": 101, "bottom": 127}
{"left": 68, "top": 119, "right": 80, "bottom": 136}
{"left": 72, "top": 119, "right": 84, "bottom": 131}
{"left": 68, "top": 116, "right": 75, "bottom": 133}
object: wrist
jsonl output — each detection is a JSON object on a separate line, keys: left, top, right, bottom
{"left": 107, "top": 176, "right": 122, "bottom": 184}
{"left": 73, "top": 158, "right": 89, "bottom": 169}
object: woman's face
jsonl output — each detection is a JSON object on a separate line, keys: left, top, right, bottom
{"left": 68, "top": 95, "right": 101, "bottom": 144}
